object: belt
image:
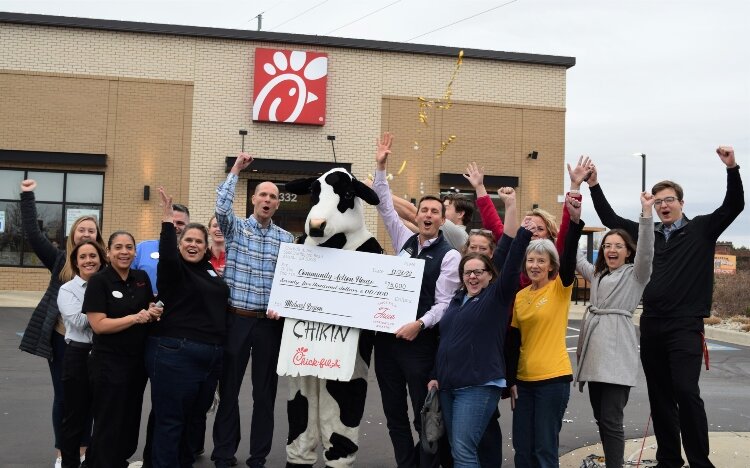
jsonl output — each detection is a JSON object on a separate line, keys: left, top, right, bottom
{"left": 227, "top": 305, "right": 267, "bottom": 319}
{"left": 67, "top": 340, "right": 93, "bottom": 350}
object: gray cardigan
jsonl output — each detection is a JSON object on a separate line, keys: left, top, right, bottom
{"left": 574, "top": 217, "right": 654, "bottom": 389}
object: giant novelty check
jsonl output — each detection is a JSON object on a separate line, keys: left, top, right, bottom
{"left": 269, "top": 243, "right": 425, "bottom": 333}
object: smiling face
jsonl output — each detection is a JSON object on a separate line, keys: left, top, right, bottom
{"left": 208, "top": 217, "right": 224, "bottom": 243}
{"left": 172, "top": 211, "right": 189, "bottom": 236}
{"left": 601, "top": 233, "right": 631, "bottom": 271}
{"left": 654, "top": 187, "right": 684, "bottom": 226}
{"left": 252, "top": 182, "right": 281, "bottom": 225}
{"left": 72, "top": 219, "right": 98, "bottom": 246}
{"left": 107, "top": 234, "right": 135, "bottom": 273}
{"left": 462, "top": 258, "right": 491, "bottom": 296}
{"left": 467, "top": 233, "right": 493, "bottom": 257}
{"left": 179, "top": 228, "right": 208, "bottom": 263}
{"left": 75, "top": 243, "right": 102, "bottom": 281}
{"left": 416, "top": 199, "right": 445, "bottom": 241}
{"left": 525, "top": 250, "right": 554, "bottom": 286}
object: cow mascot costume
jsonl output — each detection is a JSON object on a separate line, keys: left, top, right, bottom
{"left": 281, "top": 168, "right": 383, "bottom": 467}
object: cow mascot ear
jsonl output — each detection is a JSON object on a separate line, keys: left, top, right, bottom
{"left": 285, "top": 177, "right": 317, "bottom": 195}
{"left": 351, "top": 178, "right": 380, "bottom": 206}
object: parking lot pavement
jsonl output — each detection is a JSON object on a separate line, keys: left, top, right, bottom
{"left": 3, "top": 304, "right": 749, "bottom": 467}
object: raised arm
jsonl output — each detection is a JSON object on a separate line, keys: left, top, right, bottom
{"left": 633, "top": 191, "right": 656, "bottom": 284}
{"left": 372, "top": 132, "right": 414, "bottom": 251}
{"left": 560, "top": 195, "right": 584, "bottom": 287}
{"left": 496, "top": 223, "right": 534, "bottom": 302}
{"left": 157, "top": 188, "right": 182, "bottom": 292}
{"left": 216, "top": 153, "right": 253, "bottom": 241}
{"left": 20, "top": 179, "right": 62, "bottom": 271}
{"left": 465, "top": 162, "right": 505, "bottom": 240}
{"left": 586, "top": 161, "right": 639, "bottom": 241}
{"left": 704, "top": 146, "right": 745, "bottom": 239}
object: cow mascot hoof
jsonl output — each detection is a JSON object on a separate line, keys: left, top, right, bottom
{"left": 282, "top": 169, "right": 383, "bottom": 468}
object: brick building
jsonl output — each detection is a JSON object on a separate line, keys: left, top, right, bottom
{"left": 0, "top": 12, "right": 575, "bottom": 290}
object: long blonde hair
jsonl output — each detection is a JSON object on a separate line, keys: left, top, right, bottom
{"left": 58, "top": 215, "right": 105, "bottom": 283}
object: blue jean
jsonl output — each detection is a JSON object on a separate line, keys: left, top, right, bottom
{"left": 440, "top": 385, "right": 502, "bottom": 468}
{"left": 512, "top": 381, "right": 570, "bottom": 468}
{"left": 145, "top": 336, "right": 223, "bottom": 468}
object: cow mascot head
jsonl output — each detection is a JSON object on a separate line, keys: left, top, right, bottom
{"left": 281, "top": 167, "right": 382, "bottom": 467}
{"left": 286, "top": 167, "right": 384, "bottom": 253}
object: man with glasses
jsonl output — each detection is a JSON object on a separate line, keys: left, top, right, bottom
{"left": 372, "top": 132, "right": 461, "bottom": 467}
{"left": 584, "top": 146, "right": 744, "bottom": 468}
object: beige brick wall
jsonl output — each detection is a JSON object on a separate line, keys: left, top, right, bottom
{"left": 0, "top": 21, "right": 567, "bottom": 290}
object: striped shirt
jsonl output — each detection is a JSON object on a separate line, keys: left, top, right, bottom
{"left": 215, "top": 173, "right": 294, "bottom": 310}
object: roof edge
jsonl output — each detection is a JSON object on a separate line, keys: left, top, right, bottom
{"left": 0, "top": 11, "right": 575, "bottom": 68}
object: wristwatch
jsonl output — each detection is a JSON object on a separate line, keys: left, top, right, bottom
{"left": 417, "top": 319, "right": 426, "bottom": 330}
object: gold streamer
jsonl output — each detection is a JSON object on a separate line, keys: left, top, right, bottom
{"left": 413, "top": 50, "right": 464, "bottom": 159}
{"left": 397, "top": 160, "right": 407, "bottom": 175}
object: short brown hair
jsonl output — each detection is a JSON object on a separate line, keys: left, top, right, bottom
{"left": 443, "top": 193, "right": 475, "bottom": 225}
{"left": 417, "top": 195, "right": 446, "bottom": 217}
{"left": 651, "top": 180, "right": 683, "bottom": 200}
{"left": 458, "top": 253, "right": 498, "bottom": 290}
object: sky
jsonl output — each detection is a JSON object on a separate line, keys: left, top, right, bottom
{"left": 3, "top": 0, "right": 749, "bottom": 245}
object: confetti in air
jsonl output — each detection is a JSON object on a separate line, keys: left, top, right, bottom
{"left": 413, "top": 50, "right": 464, "bottom": 161}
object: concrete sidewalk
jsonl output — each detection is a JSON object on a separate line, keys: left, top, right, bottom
{"left": 560, "top": 431, "right": 750, "bottom": 467}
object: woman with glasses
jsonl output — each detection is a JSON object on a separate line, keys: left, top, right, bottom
{"left": 427, "top": 218, "right": 537, "bottom": 467}
{"left": 573, "top": 191, "right": 655, "bottom": 468}
{"left": 505, "top": 195, "right": 583, "bottom": 468}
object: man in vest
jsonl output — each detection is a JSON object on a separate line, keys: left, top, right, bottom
{"left": 371, "top": 132, "right": 461, "bottom": 468}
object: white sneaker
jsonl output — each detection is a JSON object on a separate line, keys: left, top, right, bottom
{"left": 54, "top": 456, "right": 62, "bottom": 468}
{"left": 127, "top": 461, "right": 144, "bottom": 468}
{"left": 80, "top": 453, "right": 86, "bottom": 464}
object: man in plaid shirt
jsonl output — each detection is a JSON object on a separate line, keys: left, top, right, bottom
{"left": 211, "top": 152, "right": 294, "bottom": 468}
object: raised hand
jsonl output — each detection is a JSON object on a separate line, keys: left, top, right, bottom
{"left": 566, "top": 155, "right": 593, "bottom": 189}
{"left": 566, "top": 194, "right": 582, "bottom": 223}
{"left": 521, "top": 215, "right": 538, "bottom": 234}
{"left": 640, "top": 191, "right": 655, "bottom": 217}
{"left": 497, "top": 187, "right": 516, "bottom": 206}
{"left": 231, "top": 152, "right": 254, "bottom": 175}
{"left": 375, "top": 132, "right": 393, "bottom": 170}
{"left": 158, "top": 187, "right": 174, "bottom": 221}
{"left": 716, "top": 146, "right": 736, "bottom": 168}
{"left": 20, "top": 179, "right": 37, "bottom": 192}
{"left": 586, "top": 162, "right": 599, "bottom": 186}
{"left": 463, "top": 162, "right": 485, "bottom": 188}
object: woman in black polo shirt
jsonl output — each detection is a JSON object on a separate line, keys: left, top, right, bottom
{"left": 145, "top": 188, "right": 229, "bottom": 467}
{"left": 83, "top": 231, "right": 162, "bottom": 468}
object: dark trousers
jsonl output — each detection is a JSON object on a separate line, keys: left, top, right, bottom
{"left": 640, "top": 316, "right": 714, "bottom": 468}
{"left": 49, "top": 330, "right": 66, "bottom": 450}
{"left": 87, "top": 351, "right": 147, "bottom": 468}
{"left": 145, "top": 336, "right": 223, "bottom": 468}
{"left": 374, "top": 331, "right": 439, "bottom": 468}
{"left": 60, "top": 343, "right": 94, "bottom": 468}
{"left": 588, "top": 382, "right": 630, "bottom": 468}
{"left": 212, "top": 315, "right": 283, "bottom": 468}
{"left": 512, "top": 381, "right": 570, "bottom": 468}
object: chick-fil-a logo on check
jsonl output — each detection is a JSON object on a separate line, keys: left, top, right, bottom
{"left": 252, "top": 48, "right": 328, "bottom": 125}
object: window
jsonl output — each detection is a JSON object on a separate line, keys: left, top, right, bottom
{"left": 0, "top": 169, "right": 104, "bottom": 267}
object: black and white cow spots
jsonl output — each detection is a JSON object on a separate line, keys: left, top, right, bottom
{"left": 283, "top": 168, "right": 383, "bottom": 468}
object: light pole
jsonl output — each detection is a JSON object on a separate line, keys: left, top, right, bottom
{"left": 633, "top": 153, "right": 646, "bottom": 192}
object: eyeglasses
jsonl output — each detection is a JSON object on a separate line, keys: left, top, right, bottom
{"left": 654, "top": 196, "right": 679, "bottom": 207}
{"left": 463, "top": 268, "right": 487, "bottom": 277}
{"left": 602, "top": 243, "right": 626, "bottom": 250}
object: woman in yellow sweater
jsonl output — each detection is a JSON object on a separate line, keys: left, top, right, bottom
{"left": 506, "top": 195, "right": 583, "bottom": 467}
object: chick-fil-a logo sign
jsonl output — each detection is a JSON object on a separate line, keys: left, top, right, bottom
{"left": 292, "top": 346, "right": 341, "bottom": 369}
{"left": 252, "top": 48, "right": 328, "bottom": 125}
